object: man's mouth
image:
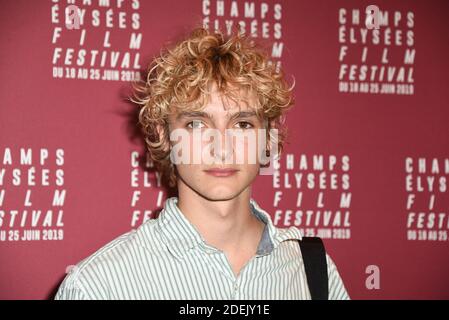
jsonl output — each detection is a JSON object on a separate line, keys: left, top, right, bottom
{"left": 203, "top": 168, "right": 239, "bottom": 177}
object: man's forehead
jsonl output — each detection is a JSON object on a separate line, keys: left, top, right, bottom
{"left": 207, "top": 86, "right": 258, "bottom": 110}
{"left": 168, "top": 82, "right": 262, "bottom": 121}
{"left": 203, "top": 100, "right": 257, "bottom": 114}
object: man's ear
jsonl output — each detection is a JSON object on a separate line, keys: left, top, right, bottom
{"left": 156, "top": 123, "right": 170, "bottom": 153}
{"left": 155, "top": 123, "right": 164, "bottom": 141}
{"left": 265, "top": 119, "right": 277, "bottom": 154}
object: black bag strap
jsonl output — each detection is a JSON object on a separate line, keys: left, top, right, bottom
{"left": 298, "top": 237, "right": 329, "bottom": 300}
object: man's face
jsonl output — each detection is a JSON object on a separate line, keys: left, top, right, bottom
{"left": 167, "top": 85, "right": 269, "bottom": 201}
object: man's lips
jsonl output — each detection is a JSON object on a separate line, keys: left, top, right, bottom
{"left": 203, "top": 168, "right": 239, "bottom": 177}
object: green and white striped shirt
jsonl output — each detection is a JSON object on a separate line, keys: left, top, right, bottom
{"left": 55, "top": 197, "right": 350, "bottom": 300}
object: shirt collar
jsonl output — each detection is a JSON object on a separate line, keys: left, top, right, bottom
{"left": 155, "top": 196, "right": 302, "bottom": 260}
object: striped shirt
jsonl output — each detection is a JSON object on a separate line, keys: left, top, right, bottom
{"left": 55, "top": 196, "right": 350, "bottom": 300}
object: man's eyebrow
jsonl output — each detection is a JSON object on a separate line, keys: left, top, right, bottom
{"left": 228, "top": 111, "right": 258, "bottom": 120}
{"left": 176, "top": 110, "right": 258, "bottom": 120}
{"left": 176, "top": 111, "right": 213, "bottom": 120}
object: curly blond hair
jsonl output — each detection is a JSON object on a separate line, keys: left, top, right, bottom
{"left": 132, "top": 26, "right": 295, "bottom": 188}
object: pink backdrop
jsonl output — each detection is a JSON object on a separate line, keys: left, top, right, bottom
{"left": 1, "top": 0, "right": 448, "bottom": 299}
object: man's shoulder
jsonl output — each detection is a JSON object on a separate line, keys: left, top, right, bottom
{"left": 55, "top": 218, "right": 164, "bottom": 299}
{"left": 81, "top": 218, "right": 165, "bottom": 268}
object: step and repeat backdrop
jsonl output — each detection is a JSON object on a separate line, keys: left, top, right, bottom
{"left": 0, "top": 0, "right": 448, "bottom": 299}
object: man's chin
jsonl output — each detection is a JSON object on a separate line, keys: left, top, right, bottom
{"left": 196, "top": 188, "right": 242, "bottom": 202}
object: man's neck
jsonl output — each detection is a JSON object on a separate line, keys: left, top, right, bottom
{"left": 176, "top": 180, "right": 265, "bottom": 254}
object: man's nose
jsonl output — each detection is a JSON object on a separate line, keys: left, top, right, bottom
{"left": 210, "top": 128, "right": 234, "bottom": 163}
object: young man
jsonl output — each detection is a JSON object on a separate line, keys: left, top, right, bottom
{"left": 55, "top": 27, "right": 349, "bottom": 300}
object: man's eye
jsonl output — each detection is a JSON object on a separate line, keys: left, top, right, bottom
{"left": 234, "top": 121, "right": 254, "bottom": 129}
{"left": 186, "top": 120, "right": 205, "bottom": 129}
